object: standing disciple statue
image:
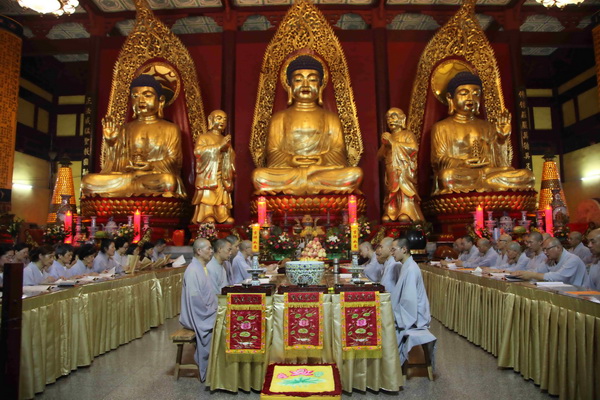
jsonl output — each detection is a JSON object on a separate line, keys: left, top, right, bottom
{"left": 378, "top": 107, "right": 424, "bottom": 222}
{"left": 81, "top": 74, "right": 185, "bottom": 197}
{"left": 252, "top": 55, "right": 363, "bottom": 195}
{"left": 192, "top": 110, "right": 235, "bottom": 224}
{"left": 431, "top": 71, "right": 534, "bottom": 195}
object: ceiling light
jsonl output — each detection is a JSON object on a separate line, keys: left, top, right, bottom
{"left": 13, "top": 183, "right": 33, "bottom": 190}
{"left": 534, "top": 0, "right": 585, "bottom": 8}
{"left": 17, "top": 0, "right": 79, "bottom": 16}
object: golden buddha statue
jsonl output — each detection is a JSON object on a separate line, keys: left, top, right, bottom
{"left": 81, "top": 75, "right": 185, "bottom": 198}
{"left": 431, "top": 72, "right": 534, "bottom": 195}
{"left": 378, "top": 108, "right": 424, "bottom": 222}
{"left": 251, "top": 55, "right": 363, "bottom": 195}
{"left": 192, "top": 110, "right": 235, "bottom": 224}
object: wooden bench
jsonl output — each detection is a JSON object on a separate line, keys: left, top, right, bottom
{"left": 170, "top": 328, "right": 198, "bottom": 380}
{"left": 402, "top": 343, "right": 434, "bottom": 381}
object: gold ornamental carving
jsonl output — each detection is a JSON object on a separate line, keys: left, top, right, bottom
{"left": 406, "top": 0, "right": 511, "bottom": 163}
{"left": 249, "top": 0, "right": 363, "bottom": 169}
{"left": 422, "top": 190, "right": 537, "bottom": 215}
{"left": 100, "top": 0, "right": 206, "bottom": 168}
{"left": 250, "top": 195, "right": 366, "bottom": 216}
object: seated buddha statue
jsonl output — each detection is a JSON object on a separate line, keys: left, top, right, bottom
{"left": 252, "top": 55, "right": 363, "bottom": 196}
{"left": 431, "top": 72, "right": 534, "bottom": 195}
{"left": 81, "top": 74, "right": 185, "bottom": 198}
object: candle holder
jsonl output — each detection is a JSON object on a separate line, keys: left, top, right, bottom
{"left": 346, "top": 252, "right": 364, "bottom": 285}
{"left": 246, "top": 254, "right": 263, "bottom": 286}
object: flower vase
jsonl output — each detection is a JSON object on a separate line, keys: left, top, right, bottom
{"left": 327, "top": 252, "right": 343, "bottom": 261}
{"left": 272, "top": 253, "right": 287, "bottom": 261}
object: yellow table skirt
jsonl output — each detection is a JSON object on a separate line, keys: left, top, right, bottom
{"left": 19, "top": 268, "right": 186, "bottom": 400}
{"left": 421, "top": 264, "right": 600, "bottom": 400}
{"left": 206, "top": 293, "right": 403, "bottom": 393}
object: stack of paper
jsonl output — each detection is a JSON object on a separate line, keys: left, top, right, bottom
{"left": 98, "top": 267, "right": 116, "bottom": 279}
{"left": 171, "top": 255, "right": 186, "bottom": 268}
{"left": 22, "top": 285, "right": 53, "bottom": 293}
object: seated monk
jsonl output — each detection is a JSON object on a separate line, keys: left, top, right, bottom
{"left": 431, "top": 71, "right": 534, "bottom": 195}
{"left": 81, "top": 74, "right": 185, "bottom": 197}
{"left": 252, "top": 55, "right": 363, "bottom": 195}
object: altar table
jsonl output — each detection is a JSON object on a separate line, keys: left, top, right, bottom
{"left": 207, "top": 278, "right": 404, "bottom": 393}
{"left": 18, "top": 267, "right": 186, "bottom": 399}
{"left": 420, "top": 263, "right": 600, "bottom": 400}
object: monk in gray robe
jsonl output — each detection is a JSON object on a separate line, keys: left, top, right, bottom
{"left": 179, "top": 238, "right": 218, "bottom": 381}
{"left": 229, "top": 240, "right": 252, "bottom": 284}
{"left": 390, "top": 237, "right": 436, "bottom": 365}
{"left": 206, "top": 239, "right": 231, "bottom": 295}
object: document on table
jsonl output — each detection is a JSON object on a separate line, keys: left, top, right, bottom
{"left": 22, "top": 285, "right": 53, "bottom": 293}
{"left": 98, "top": 267, "right": 116, "bottom": 279}
{"left": 535, "top": 282, "right": 573, "bottom": 287}
{"left": 171, "top": 255, "right": 186, "bottom": 268}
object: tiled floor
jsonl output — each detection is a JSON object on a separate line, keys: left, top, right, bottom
{"left": 35, "top": 317, "right": 554, "bottom": 399}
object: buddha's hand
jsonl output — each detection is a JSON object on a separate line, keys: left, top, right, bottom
{"left": 465, "top": 158, "right": 489, "bottom": 168}
{"left": 126, "top": 160, "right": 152, "bottom": 172}
{"left": 292, "top": 155, "right": 322, "bottom": 167}
{"left": 102, "top": 116, "right": 119, "bottom": 141}
{"left": 381, "top": 131, "right": 391, "bottom": 145}
{"left": 495, "top": 110, "right": 511, "bottom": 141}
{"left": 220, "top": 135, "right": 231, "bottom": 151}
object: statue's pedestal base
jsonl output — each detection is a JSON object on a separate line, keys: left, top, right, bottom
{"left": 250, "top": 194, "right": 366, "bottom": 225}
{"left": 422, "top": 190, "right": 538, "bottom": 239}
{"left": 81, "top": 196, "right": 192, "bottom": 223}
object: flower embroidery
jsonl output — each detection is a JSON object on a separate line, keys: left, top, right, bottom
{"left": 298, "top": 318, "right": 309, "bottom": 327}
{"left": 240, "top": 321, "right": 251, "bottom": 330}
{"left": 356, "top": 318, "right": 367, "bottom": 327}
{"left": 289, "top": 368, "right": 313, "bottom": 376}
{"left": 277, "top": 373, "right": 288, "bottom": 379}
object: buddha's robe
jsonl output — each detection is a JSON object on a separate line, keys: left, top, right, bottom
{"left": 229, "top": 251, "right": 251, "bottom": 285}
{"left": 390, "top": 256, "right": 436, "bottom": 364}
{"left": 362, "top": 253, "right": 383, "bottom": 283}
{"left": 379, "top": 130, "right": 423, "bottom": 221}
{"left": 192, "top": 132, "right": 235, "bottom": 223}
{"left": 252, "top": 108, "right": 362, "bottom": 195}
{"left": 179, "top": 257, "right": 218, "bottom": 382}
{"left": 536, "top": 250, "right": 589, "bottom": 286}
{"left": 81, "top": 119, "right": 185, "bottom": 197}
{"left": 206, "top": 256, "right": 228, "bottom": 296}
{"left": 431, "top": 117, "right": 534, "bottom": 195}
{"left": 569, "top": 242, "right": 593, "bottom": 265}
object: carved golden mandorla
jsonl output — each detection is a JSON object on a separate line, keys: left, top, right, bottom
{"left": 249, "top": 0, "right": 363, "bottom": 168}
{"left": 101, "top": 0, "right": 206, "bottom": 168}
{"left": 406, "top": 0, "right": 512, "bottom": 164}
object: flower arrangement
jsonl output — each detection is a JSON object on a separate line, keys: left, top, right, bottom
{"left": 323, "top": 234, "right": 346, "bottom": 253}
{"left": 44, "top": 224, "right": 68, "bottom": 244}
{"left": 7, "top": 217, "right": 24, "bottom": 239}
{"left": 196, "top": 222, "right": 218, "bottom": 241}
{"left": 266, "top": 231, "right": 296, "bottom": 256}
{"left": 409, "top": 219, "right": 433, "bottom": 238}
{"left": 116, "top": 224, "right": 134, "bottom": 241}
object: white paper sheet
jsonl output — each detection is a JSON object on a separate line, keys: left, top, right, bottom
{"left": 171, "top": 255, "right": 186, "bottom": 268}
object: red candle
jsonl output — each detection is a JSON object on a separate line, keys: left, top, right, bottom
{"left": 133, "top": 209, "right": 142, "bottom": 243}
{"left": 64, "top": 211, "right": 73, "bottom": 244}
{"left": 348, "top": 195, "right": 357, "bottom": 224}
{"left": 257, "top": 196, "right": 267, "bottom": 226}
{"left": 545, "top": 205, "right": 553, "bottom": 235}
{"left": 476, "top": 204, "right": 484, "bottom": 231}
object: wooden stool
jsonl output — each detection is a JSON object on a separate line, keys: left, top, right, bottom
{"left": 170, "top": 328, "right": 198, "bottom": 380}
{"left": 402, "top": 343, "right": 434, "bottom": 381}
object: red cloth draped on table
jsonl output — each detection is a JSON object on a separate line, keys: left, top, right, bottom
{"left": 226, "top": 293, "right": 267, "bottom": 361}
{"left": 284, "top": 292, "right": 324, "bottom": 358}
{"left": 340, "top": 291, "right": 382, "bottom": 359}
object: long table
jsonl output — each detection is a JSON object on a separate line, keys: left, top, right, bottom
{"left": 420, "top": 263, "right": 600, "bottom": 400}
{"left": 18, "top": 267, "right": 186, "bottom": 399}
{"left": 207, "top": 275, "right": 404, "bottom": 393}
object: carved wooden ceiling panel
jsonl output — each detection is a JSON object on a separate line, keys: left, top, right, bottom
{"left": 92, "top": 0, "right": 221, "bottom": 12}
